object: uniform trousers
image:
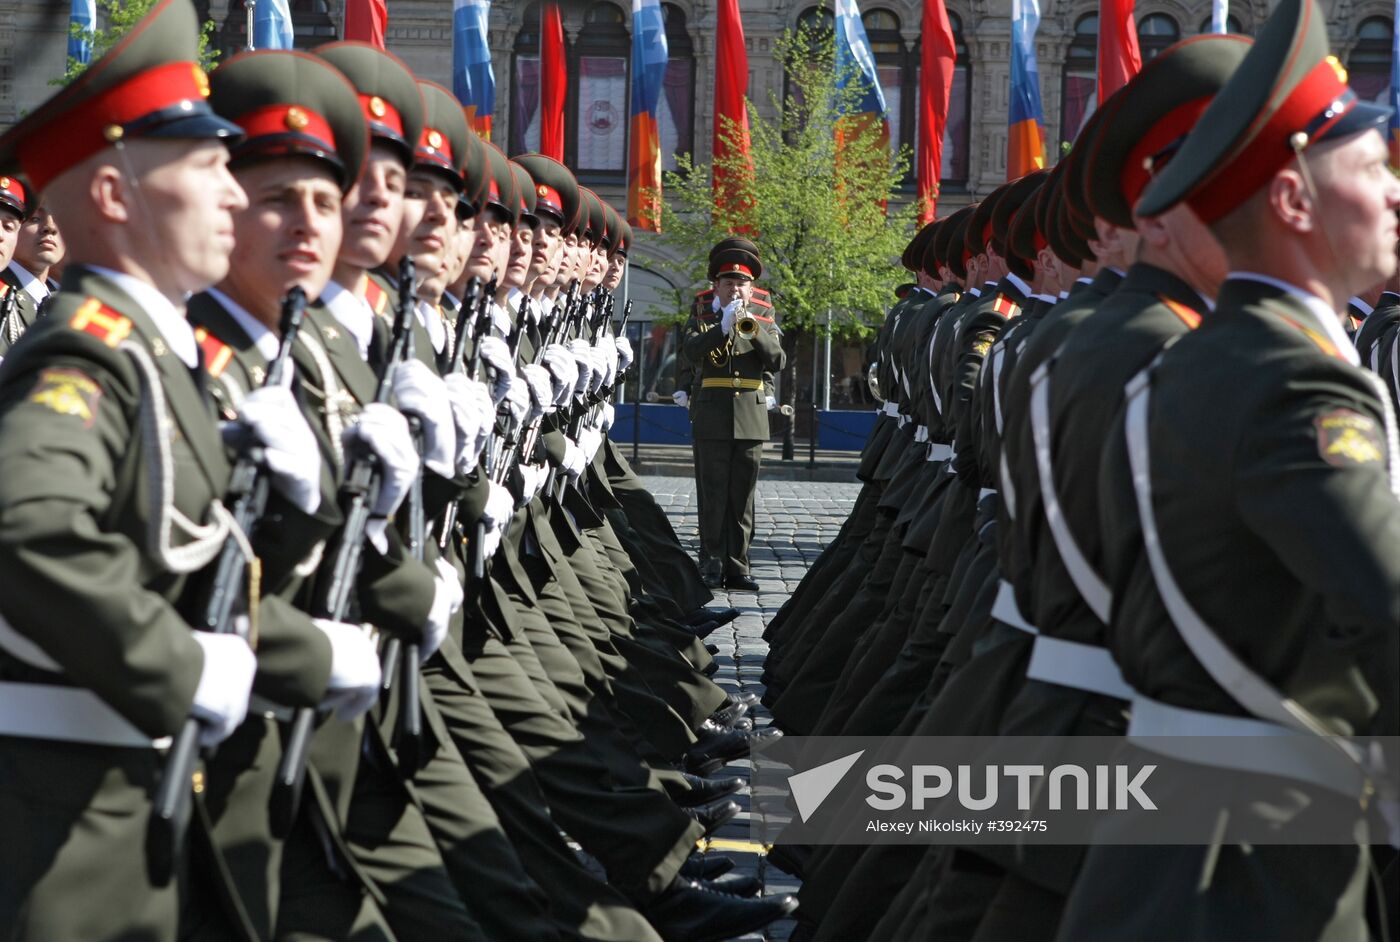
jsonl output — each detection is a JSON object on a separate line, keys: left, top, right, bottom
{"left": 694, "top": 437, "right": 763, "bottom": 577}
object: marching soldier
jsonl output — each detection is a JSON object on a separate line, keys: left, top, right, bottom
{"left": 682, "top": 241, "right": 785, "bottom": 591}
{"left": 0, "top": 177, "right": 62, "bottom": 354}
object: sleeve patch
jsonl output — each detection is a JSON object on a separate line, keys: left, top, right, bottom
{"left": 971, "top": 332, "right": 995, "bottom": 357}
{"left": 1315, "top": 410, "right": 1384, "bottom": 466}
{"left": 28, "top": 367, "right": 101, "bottom": 427}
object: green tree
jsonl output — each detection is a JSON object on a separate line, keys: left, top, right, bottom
{"left": 658, "top": 24, "right": 917, "bottom": 457}
{"left": 56, "top": 0, "right": 220, "bottom": 86}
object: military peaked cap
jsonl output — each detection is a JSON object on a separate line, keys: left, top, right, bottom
{"left": 414, "top": 80, "right": 473, "bottom": 188}
{"left": 313, "top": 41, "right": 423, "bottom": 168}
{"left": 513, "top": 154, "right": 579, "bottom": 230}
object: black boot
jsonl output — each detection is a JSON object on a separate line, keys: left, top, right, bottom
{"left": 642, "top": 878, "right": 798, "bottom": 942}
{"left": 685, "top": 725, "right": 783, "bottom": 776}
{"left": 682, "top": 798, "right": 741, "bottom": 837}
{"left": 671, "top": 772, "right": 746, "bottom": 807}
{"left": 678, "top": 853, "right": 735, "bottom": 881}
{"left": 700, "top": 873, "right": 762, "bottom": 897}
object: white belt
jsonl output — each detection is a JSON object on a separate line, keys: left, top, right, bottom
{"left": 1128, "top": 695, "right": 1368, "bottom": 800}
{"left": 1026, "top": 635, "right": 1134, "bottom": 700}
{"left": 896, "top": 413, "right": 909, "bottom": 428}
{"left": 914, "top": 425, "right": 929, "bottom": 443}
{"left": 991, "top": 579, "right": 1037, "bottom": 634}
{"left": 926, "top": 442, "right": 953, "bottom": 462}
{"left": 0, "top": 682, "right": 171, "bottom": 749}
{"left": 881, "top": 401, "right": 900, "bottom": 417}
{"left": 978, "top": 487, "right": 996, "bottom": 501}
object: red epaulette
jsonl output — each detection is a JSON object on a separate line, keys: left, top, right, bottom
{"left": 695, "top": 287, "right": 715, "bottom": 299}
{"left": 192, "top": 327, "right": 235, "bottom": 377}
{"left": 363, "top": 275, "right": 390, "bottom": 319}
{"left": 69, "top": 298, "right": 133, "bottom": 348}
{"left": 992, "top": 294, "right": 1020, "bottom": 317}
{"left": 1157, "top": 295, "right": 1202, "bottom": 330}
{"left": 0, "top": 283, "right": 10, "bottom": 298}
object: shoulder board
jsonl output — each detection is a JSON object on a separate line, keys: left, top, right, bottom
{"left": 748, "top": 312, "right": 775, "bottom": 323}
{"left": 752, "top": 286, "right": 772, "bottom": 300}
{"left": 363, "top": 276, "right": 390, "bottom": 317}
{"left": 694, "top": 288, "right": 715, "bottom": 299}
{"left": 748, "top": 295, "right": 772, "bottom": 309}
{"left": 192, "top": 327, "right": 235, "bottom": 378}
{"left": 991, "top": 294, "right": 1020, "bottom": 317}
{"left": 0, "top": 283, "right": 10, "bottom": 298}
{"left": 1156, "top": 294, "right": 1202, "bottom": 330}
{"left": 69, "top": 297, "right": 133, "bottom": 348}
{"left": 1275, "top": 311, "right": 1343, "bottom": 360}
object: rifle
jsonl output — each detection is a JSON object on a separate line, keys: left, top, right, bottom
{"left": 0, "top": 287, "right": 18, "bottom": 347}
{"left": 269, "top": 259, "right": 417, "bottom": 836}
{"left": 393, "top": 258, "right": 422, "bottom": 769}
{"left": 148, "top": 286, "right": 308, "bottom": 885}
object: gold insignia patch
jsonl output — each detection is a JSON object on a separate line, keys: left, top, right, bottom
{"left": 971, "top": 332, "right": 995, "bottom": 357}
{"left": 29, "top": 367, "right": 101, "bottom": 427}
{"left": 1316, "top": 410, "right": 1384, "bottom": 467}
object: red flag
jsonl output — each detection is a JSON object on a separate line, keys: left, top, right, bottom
{"left": 713, "top": 0, "right": 753, "bottom": 221}
{"left": 540, "top": 3, "right": 566, "bottom": 161}
{"left": 918, "top": 0, "right": 957, "bottom": 222}
{"left": 344, "top": 0, "right": 387, "bottom": 48}
{"left": 1097, "top": 0, "right": 1142, "bottom": 103}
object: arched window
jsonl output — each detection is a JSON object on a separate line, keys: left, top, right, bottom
{"left": 659, "top": 4, "right": 695, "bottom": 171}
{"left": 1136, "top": 13, "right": 1179, "bottom": 60}
{"left": 571, "top": 2, "right": 630, "bottom": 173}
{"left": 1060, "top": 14, "right": 1098, "bottom": 150}
{"left": 510, "top": 2, "right": 544, "bottom": 155}
{"left": 797, "top": 6, "right": 835, "bottom": 36}
{"left": 1348, "top": 17, "right": 1393, "bottom": 104}
{"left": 1196, "top": 13, "right": 1243, "bottom": 33}
{"left": 862, "top": 9, "right": 907, "bottom": 163}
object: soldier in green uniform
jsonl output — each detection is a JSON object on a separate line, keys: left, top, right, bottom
{"left": 0, "top": 176, "right": 61, "bottom": 354}
{"left": 1061, "top": 0, "right": 1400, "bottom": 937}
{"left": 0, "top": 173, "right": 28, "bottom": 347}
{"left": 682, "top": 243, "right": 785, "bottom": 591}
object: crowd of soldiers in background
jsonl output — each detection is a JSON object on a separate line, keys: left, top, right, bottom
{"left": 760, "top": 0, "right": 1400, "bottom": 938}
{"left": 0, "top": 2, "right": 800, "bottom": 939}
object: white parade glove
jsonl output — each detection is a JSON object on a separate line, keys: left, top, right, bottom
{"left": 672, "top": 390, "right": 689, "bottom": 408}
{"left": 502, "top": 376, "right": 530, "bottom": 427}
{"left": 478, "top": 481, "right": 515, "bottom": 560}
{"left": 234, "top": 385, "right": 322, "bottom": 515}
{"left": 520, "top": 364, "right": 553, "bottom": 421}
{"left": 599, "top": 341, "right": 619, "bottom": 388}
{"left": 567, "top": 339, "right": 593, "bottom": 399}
{"left": 600, "top": 403, "right": 616, "bottom": 433}
{"left": 420, "top": 557, "right": 463, "bottom": 664}
{"left": 767, "top": 395, "right": 778, "bottom": 412}
{"left": 391, "top": 359, "right": 454, "bottom": 478}
{"left": 579, "top": 426, "right": 602, "bottom": 462}
{"left": 587, "top": 348, "right": 608, "bottom": 395}
{"left": 343, "top": 403, "right": 420, "bottom": 554}
{"left": 560, "top": 439, "right": 588, "bottom": 481}
{"left": 542, "top": 344, "right": 578, "bottom": 406}
{"left": 477, "top": 335, "right": 516, "bottom": 404}
{"left": 614, "top": 336, "right": 634, "bottom": 371}
{"left": 518, "top": 462, "right": 548, "bottom": 502}
{"left": 720, "top": 299, "right": 739, "bottom": 334}
{"left": 312, "top": 619, "right": 382, "bottom": 721}
{"left": 443, "top": 374, "right": 495, "bottom": 475}
{"left": 190, "top": 633, "right": 257, "bottom": 747}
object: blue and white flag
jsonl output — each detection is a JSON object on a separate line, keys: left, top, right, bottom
{"left": 253, "top": 0, "right": 294, "bottom": 50}
{"left": 68, "top": 0, "right": 95, "bottom": 64}
{"left": 833, "top": 0, "right": 888, "bottom": 120}
{"left": 1211, "top": 0, "right": 1229, "bottom": 34}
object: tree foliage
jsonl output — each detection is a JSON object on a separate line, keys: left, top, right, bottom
{"left": 56, "top": 0, "right": 220, "bottom": 87}
{"left": 657, "top": 24, "right": 917, "bottom": 343}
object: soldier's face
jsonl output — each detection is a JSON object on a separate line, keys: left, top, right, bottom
{"left": 225, "top": 158, "right": 343, "bottom": 321}
{"left": 340, "top": 144, "right": 406, "bottom": 271}
{"left": 504, "top": 223, "right": 533, "bottom": 288}
{"left": 715, "top": 274, "right": 752, "bottom": 306}
{"left": 397, "top": 169, "right": 456, "bottom": 275}
{"left": 528, "top": 219, "right": 562, "bottom": 286}
{"left": 15, "top": 205, "right": 62, "bottom": 272}
{"left": 1312, "top": 130, "right": 1400, "bottom": 293}
{"left": 464, "top": 205, "right": 510, "bottom": 281}
{"left": 0, "top": 210, "right": 20, "bottom": 271}
{"left": 603, "top": 253, "right": 625, "bottom": 291}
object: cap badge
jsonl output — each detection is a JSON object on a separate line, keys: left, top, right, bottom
{"left": 1325, "top": 55, "right": 1347, "bottom": 83}
{"left": 0, "top": 178, "right": 9, "bottom": 190}
{"left": 369, "top": 96, "right": 387, "bottom": 118}
{"left": 427, "top": 129, "right": 443, "bottom": 150}
{"left": 537, "top": 184, "right": 549, "bottom": 197}
{"left": 192, "top": 65, "right": 210, "bottom": 99}
{"left": 285, "top": 107, "right": 310, "bottom": 132}
{"left": 103, "top": 125, "right": 125, "bottom": 143}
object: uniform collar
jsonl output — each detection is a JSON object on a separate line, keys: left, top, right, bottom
{"left": 204, "top": 288, "right": 281, "bottom": 364}
{"left": 7, "top": 260, "right": 48, "bottom": 306}
{"left": 86, "top": 264, "right": 197, "bottom": 367}
{"left": 415, "top": 298, "right": 448, "bottom": 353}
{"left": 320, "top": 279, "right": 374, "bottom": 359}
{"left": 1348, "top": 296, "right": 1374, "bottom": 317}
{"left": 1003, "top": 271, "right": 1032, "bottom": 299}
{"left": 1227, "top": 272, "right": 1359, "bottom": 366}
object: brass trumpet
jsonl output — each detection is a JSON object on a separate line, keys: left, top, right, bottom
{"left": 733, "top": 300, "right": 758, "bottom": 339}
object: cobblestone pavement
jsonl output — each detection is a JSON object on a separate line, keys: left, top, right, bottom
{"left": 643, "top": 476, "right": 861, "bottom": 941}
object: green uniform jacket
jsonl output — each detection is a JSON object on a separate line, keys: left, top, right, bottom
{"left": 681, "top": 296, "right": 785, "bottom": 441}
{"left": 0, "top": 265, "right": 43, "bottom": 355}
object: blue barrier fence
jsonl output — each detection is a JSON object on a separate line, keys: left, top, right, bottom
{"left": 608, "top": 403, "right": 877, "bottom": 451}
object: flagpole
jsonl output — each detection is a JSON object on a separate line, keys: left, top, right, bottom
{"left": 246, "top": 0, "right": 256, "bottom": 50}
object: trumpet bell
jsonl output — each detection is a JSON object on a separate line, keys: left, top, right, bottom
{"left": 735, "top": 315, "right": 759, "bottom": 339}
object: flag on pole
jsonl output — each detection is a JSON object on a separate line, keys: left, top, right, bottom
{"left": 1007, "top": 0, "right": 1046, "bottom": 179}
{"left": 1211, "top": 0, "right": 1229, "bottom": 33}
{"left": 68, "top": 0, "right": 95, "bottom": 64}
{"left": 713, "top": 0, "right": 753, "bottom": 220}
{"left": 1389, "top": 0, "right": 1399, "bottom": 170}
{"left": 628, "top": 0, "right": 668, "bottom": 231}
{"left": 454, "top": 0, "right": 495, "bottom": 140}
{"left": 918, "top": 0, "right": 957, "bottom": 221}
{"left": 254, "top": 0, "right": 294, "bottom": 50}
{"left": 344, "top": 0, "right": 387, "bottom": 48}
{"left": 540, "top": 2, "right": 566, "bottom": 161}
{"left": 1097, "top": 0, "right": 1141, "bottom": 102}
{"left": 833, "top": 0, "right": 890, "bottom": 150}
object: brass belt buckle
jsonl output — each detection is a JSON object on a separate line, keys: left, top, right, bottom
{"left": 732, "top": 376, "right": 742, "bottom": 388}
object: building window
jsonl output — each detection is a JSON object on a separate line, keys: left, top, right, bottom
{"left": 1137, "top": 13, "right": 1179, "bottom": 60}
{"left": 1060, "top": 13, "right": 1098, "bottom": 150}
{"left": 572, "top": 1, "right": 630, "bottom": 173}
{"left": 1349, "top": 17, "right": 1393, "bottom": 104}
{"left": 510, "top": 2, "right": 543, "bottom": 155}
{"left": 660, "top": 4, "right": 695, "bottom": 171}
{"left": 1196, "top": 13, "right": 1243, "bottom": 33}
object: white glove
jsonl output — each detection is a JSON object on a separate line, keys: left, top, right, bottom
{"left": 477, "top": 335, "right": 516, "bottom": 404}
{"left": 767, "top": 395, "right": 778, "bottom": 412}
{"left": 312, "top": 618, "right": 382, "bottom": 721}
{"left": 672, "top": 390, "right": 689, "bottom": 408}
{"left": 579, "top": 426, "right": 602, "bottom": 462}
{"left": 600, "top": 402, "right": 616, "bottom": 433}
{"left": 519, "top": 462, "right": 548, "bottom": 502}
{"left": 587, "top": 348, "right": 608, "bottom": 395}
{"left": 520, "top": 364, "right": 553, "bottom": 421}
{"left": 235, "top": 385, "right": 322, "bottom": 515}
{"left": 343, "top": 402, "right": 420, "bottom": 520}
{"left": 542, "top": 344, "right": 578, "bottom": 406}
{"left": 478, "top": 481, "right": 515, "bottom": 560}
{"left": 502, "top": 376, "right": 530, "bottom": 427}
{"left": 560, "top": 440, "right": 588, "bottom": 481}
{"left": 391, "top": 359, "right": 454, "bottom": 478}
{"left": 443, "top": 374, "right": 495, "bottom": 475}
{"left": 421, "top": 557, "right": 462, "bottom": 663}
{"left": 567, "top": 339, "right": 594, "bottom": 399}
{"left": 614, "top": 336, "right": 634, "bottom": 371}
{"left": 720, "top": 300, "right": 740, "bottom": 334}
{"left": 190, "top": 633, "right": 257, "bottom": 747}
